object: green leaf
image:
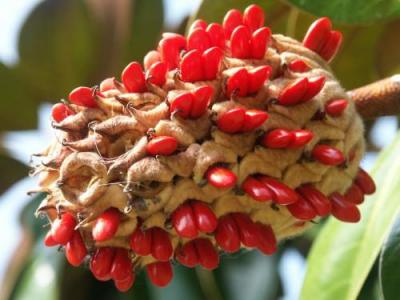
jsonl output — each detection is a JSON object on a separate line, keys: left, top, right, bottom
{"left": 379, "top": 215, "right": 400, "bottom": 300}
{"left": 0, "top": 153, "right": 29, "bottom": 195}
{"left": 286, "top": 0, "right": 400, "bottom": 24}
{"left": 300, "top": 132, "right": 400, "bottom": 300}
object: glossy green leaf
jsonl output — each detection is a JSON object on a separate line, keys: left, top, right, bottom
{"left": 301, "top": 132, "right": 400, "bottom": 300}
{"left": 286, "top": 0, "right": 400, "bottom": 24}
{"left": 379, "top": 215, "right": 400, "bottom": 300}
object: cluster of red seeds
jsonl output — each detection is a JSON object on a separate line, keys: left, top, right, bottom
{"left": 41, "top": 4, "right": 377, "bottom": 293}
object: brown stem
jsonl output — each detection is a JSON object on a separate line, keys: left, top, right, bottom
{"left": 350, "top": 75, "right": 400, "bottom": 120}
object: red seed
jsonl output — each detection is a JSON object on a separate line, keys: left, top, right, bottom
{"left": 176, "top": 241, "right": 199, "bottom": 268}
{"left": 206, "top": 23, "right": 225, "bottom": 49}
{"left": 92, "top": 208, "right": 121, "bottom": 242}
{"left": 355, "top": 168, "right": 376, "bottom": 195}
{"left": 146, "top": 61, "right": 167, "bottom": 86}
{"left": 51, "top": 212, "right": 76, "bottom": 245}
{"left": 69, "top": 86, "right": 97, "bottom": 108}
{"left": 248, "top": 65, "right": 271, "bottom": 93}
{"left": 226, "top": 68, "right": 249, "bottom": 97}
{"left": 188, "top": 28, "right": 212, "bottom": 52}
{"left": 192, "top": 201, "right": 218, "bottom": 233}
{"left": 44, "top": 231, "right": 58, "bottom": 247}
{"left": 319, "top": 30, "right": 343, "bottom": 62}
{"left": 189, "top": 19, "right": 208, "bottom": 33}
{"left": 223, "top": 9, "right": 243, "bottom": 39}
{"left": 330, "top": 192, "right": 361, "bottom": 223}
{"left": 129, "top": 227, "right": 152, "bottom": 256}
{"left": 258, "top": 176, "right": 299, "bottom": 205}
{"left": 287, "top": 194, "right": 318, "bottom": 221}
{"left": 251, "top": 27, "right": 271, "bottom": 59}
{"left": 325, "top": 99, "right": 348, "bottom": 117}
{"left": 241, "top": 176, "right": 273, "bottom": 202}
{"left": 202, "top": 47, "right": 223, "bottom": 80}
{"left": 114, "top": 272, "right": 135, "bottom": 292}
{"left": 231, "top": 213, "right": 258, "bottom": 248}
{"left": 288, "top": 59, "right": 310, "bottom": 73}
{"left": 302, "top": 76, "right": 325, "bottom": 102}
{"left": 150, "top": 227, "right": 173, "bottom": 261}
{"left": 243, "top": 4, "right": 265, "bottom": 32}
{"left": 144, "top": 50, "right": 161, "bottom": 70}
{"left": 297, "top": 185, "right": 331, "bottom": 217}
{"left": 191, "top": 85, "right": 213, "bottom": 118}
{"left": 110, "top": 249, "right": 133, "bottom": 281}
{"left": 312, "top": 144, "right": 345, "bottom": 166}
{"left": 344, "top": 183, "right": 364, "bottom": 205}
{"left": 206, "top": 166, "right": 237, "bottom": 189}
{"left": 230, "top": 25, "right": 251, "bottom": 59}
{"left": 159, "top": 34, "right": 186, "bottom": 70}
{"left": 171, "top": 203, "right": 198, "bottom": 238}
{"left": 121, "top": 62, "right": 146, "bottom": 93}
{"left": 51, "top": 103, "right": 75, "bottom": 123}
{"left": 278, "top": 77, "right": 309, "bottom": 106}
{"left": 217, "top": 107, "right": 246, "bottom": 133}
{"left": 146, "top": 261, "right": 173, "bottom": 287}
{"left": 99, "top": 77, "right": 116, "bottom": 92}
{"left": 241, "top": 109, "right": 269, "bottom": 132}
{"left": 303, "top": 17, "right": 332, "bottom": 52}
{"left": 65, "top": 231, "right": 87, "bottom": 267}
{"left": 146, "top": 136, "right": 178, "bottom": 156}
{"left": 194, "top": 238, "right": 219, "bottom": 270}
{"left": 169, "top": 92, "right": 193, "bottom": 118}
{"left": 255, "top": 223, "right": 277, "bottom": 255}
{"left": 261, "top": 129, "right": 293, "bottom": 148}
{"left": 215, "top": 215, "right": 241, "bottom": 253}
{"left": 180, "top": 49, "right": 204, "bottom": 82}
{"left": 90, "top": 247, "right": 115, "bottom": 279}
{"left": 288, "top": 130, "right": 314, "bottom": 148}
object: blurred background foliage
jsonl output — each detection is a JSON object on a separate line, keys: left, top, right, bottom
{"left": 1, "top": 0, "right": 400, "bottom": 299}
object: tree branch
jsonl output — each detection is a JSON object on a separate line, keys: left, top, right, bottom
{"left": 350, "top": 75, "right": 400, "bottom": 120}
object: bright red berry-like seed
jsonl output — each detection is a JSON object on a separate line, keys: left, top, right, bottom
{"left": 297, "top": 185, "right": 331, "bottom": 217}
{"left": 143, "top": 50, "right": 161, "bottom": 70}
{"left": 90, "top": 247, "right": 115, "bottom": 280}
{"left": 258, "top": 176, "right": 299, "bottom": 205}
{"left": 287, "top": 194, "right": 318, "bottom": 221}
{"left": 206, "top": 166, "right": 237, "bottom": 189}
{"left": 51, "top": 212, "right": 76, "bottom": 245}
{"left": 189, "top": 19, "right": 208, "bottom": 33}
{"left": 278, "top": 77, "right": 309, "bottom": 106}
{"left": 288, "top": 59, "right": 310, "bottom": 73}
{"left": 44, "top": 230, "right": 58, "bottom": 247}
{"left": 302, "top": 76, "right": 325, "bottom": 102}
{"left": 288, "top": 130, "right": 314, "bottom": 148}
{"left": 355, "top": 168, "right": 376, "bottom": 195}
{"left": 99, "top": 77, "right": 116, "bottom": 92}
{"left": 92, "top": 208, "right": 121, "bottom": 242}
{"left": 171, "top": 203, "right": 198, "bottom": 238}
{"left": 202, "top": 47, "right": 223, "bottom": 80}
{"left": 325, "top": 99, "right": 348, "bottom": 117}
{"left": 223, "top": 9, "right": 243, "bottom": 39}
{"left": 114, "top": 272, "right": 135, "bottom": 292}
{"left": 319, "top": 30, "right": 343, "bottom": 62}
{"left": 169, "top": 92, "right": 193, "bottom": 118}
{"left": 191, "top": 85, "right": 213, "bottom": 118}
{"left": 150, "top": 227, "right": 173, "bottom": 261}
{"left": 312, "top": 144, "right": 345, "bottom": 166}
{"left": 129, "top": 226, "right": 152, "bottom": 256}
{"left": 146, "top": 136, "right": 178, "bottom": 156}
{"left": 110, "top": 249, "right": 133, "bottom": 281}
{"left": 217, "top": 107, "right": 246, "bottom": 133}
{"left": 188, "top": 28, "right": 212, "bottom": 52}
{"left": 230, "top": 25, "right": 251, "bottom": 59}
{"left": 176, "top": 241, "right": 199, "bottom": 268}
{"left": 159, "top": 34, "right": 186, "bottom": 70}
{"left": 241, "top": 176, "right": 273, "bottom": 202}
{"left": 232, "top": 213, "right": 259, "bottom": 248}
{"left": 344, "top": 183, "right": 365, "bottom": 205}
{"left": 206, "top": 23, "right": 225, "bottom": 49}
{"left": 146, "top": 61, "right": 167, "bottom": 86}
{"left": 192, "top": 201, "right": 218, "bottom": 233}
{"left": 261, "top": 129, "right": 294, "bottom": 148}
{"left": 330, "top": 192, "right": 361, "bottom": 223}
{"left": 241, "top": 109, "right": 269, "bottom": 132}
{"left": 51, "top": 103, "right": 75, "bottom": 123}
{"left": 180, "top": 49, "right": 204, "bottom": 82}
{"left": 255, "top": 223, "right": 277, "bottom": 255}
{"left": 303, "top": 17, "right": 332, "bottom": 52}
{"left": 69, "top": 86, "right": 97, "bottom": 108}
{"left": 65, "top": 231, "right": 87, "bottom": 267}
{"left": 248, "top": 65, "right": 271, "bottom": 93}
{"left": 121, "top": 62, "right": 146, "bottom": 93}
{"left": 251, "top": 27, "right": 271, "bottom": 59}
{"left": 226, "top": 68, "right": 249, "bottom": 97}
{"left": 194, "top": 238, "right": 219, "bottom": 270}
{"left": 215, "top": 215, "right": 241, "bottom": 253}
{"left": 146, "top": 261, "right": 173, "bottom": 288}
{"left": 243, "top": 4, "right": 265, "bottom": 32}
